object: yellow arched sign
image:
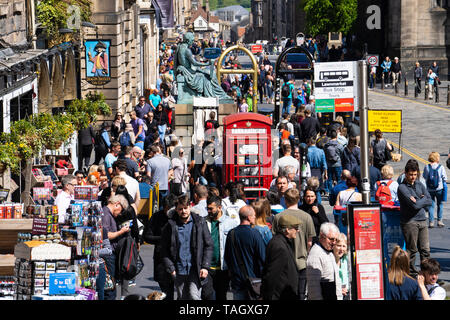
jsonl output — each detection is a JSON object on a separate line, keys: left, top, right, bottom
{"left": 217, "top": 45, "right": 259, "bottom": 112}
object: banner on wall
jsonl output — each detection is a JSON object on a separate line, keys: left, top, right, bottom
{"left": 152, "top": 0, "right": 175, "bottom": 29}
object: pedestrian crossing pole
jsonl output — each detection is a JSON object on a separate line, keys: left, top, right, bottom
{"left": 358, "top": 60, "right": 371, "bottom": 205}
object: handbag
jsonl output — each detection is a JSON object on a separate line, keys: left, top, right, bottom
{"left": 102, "top": 258, "right": 115, "bottom": 291}
{"left": 230, "top": 229, "right": 262, "bottom": 300}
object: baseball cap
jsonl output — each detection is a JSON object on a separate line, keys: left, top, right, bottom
{"left": 278, "top": 215, "right": 301, "bottom": 229}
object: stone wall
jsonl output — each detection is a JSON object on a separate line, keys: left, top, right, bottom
{"left": 81, "top": 0, "right": 142, "bottom": 120}
{"left": 0, "top": 0, "right": 27, "bottom": 46}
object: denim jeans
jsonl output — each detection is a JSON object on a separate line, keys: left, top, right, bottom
{"left": 158, "top": 124, "right": 167, "bottom": 143}
{"left": 282, "top": 98, "right": 292, "bottom": 115}
{"left": 232, "top": 288, "right": 249, "bottom": 300}
{"left": 174, "top": 272, "right": 202, "bottom": 300}
{"left": 100, "top": 254, "right": 116, "bottom": 300}
{"left": 326, "top": 166, "right": 342, "bottom": 195}
{"left": 401, "top": 220, "right": 430, "bottom": 276}
{"left": 96, "top": 260, "right": 106, "bottom": 300}
{"left": 428, "top": 189, "right": 444, "bottom": 223}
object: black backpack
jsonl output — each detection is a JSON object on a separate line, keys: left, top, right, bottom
{"left": 115, "top": 234, "right": 143, "bottom": 280}
{"left": 95, "top": 130, "right": 108, "bottom": 151}
{"left": 282, "top": 84, "right": 291, "bottom": 97}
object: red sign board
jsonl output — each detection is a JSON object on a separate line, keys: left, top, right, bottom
{"left": 334, "top": 98, "right": 354, "bottom": 112}
{"left": 251, "top": 44, "right": 263, "bottom": 54}
{"left": 352, "top": 206, "right": 384, "bottom": 300}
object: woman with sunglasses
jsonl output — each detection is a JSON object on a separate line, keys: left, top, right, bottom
{"left": 111, "top": 112, "right": 126, "bottom": 142}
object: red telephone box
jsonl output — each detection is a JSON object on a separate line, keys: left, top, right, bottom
{"left": 222, "top": 113, "right": 272, "bottom": 201}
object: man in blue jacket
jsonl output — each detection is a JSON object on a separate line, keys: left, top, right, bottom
{"left": 397, "top": 161, "right": 432, "bottom": 277}
{"left": 224, "top": 205, "right": 266, "bottom": 300}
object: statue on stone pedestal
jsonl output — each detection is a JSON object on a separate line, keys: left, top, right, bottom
{"left": 174, "top": 32, "right": 233, "bottom": 104}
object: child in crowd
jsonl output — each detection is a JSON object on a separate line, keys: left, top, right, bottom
{"left": 417, "top": 258, "right": 446, "bottom": 300}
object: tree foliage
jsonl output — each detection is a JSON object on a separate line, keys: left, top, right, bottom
{"left": 303, "top": 0, "right": 357, "bottom": 35}
{"left": 36, "top": 0, "right": 92, "bottom": 46}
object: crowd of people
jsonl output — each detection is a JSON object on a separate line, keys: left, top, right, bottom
{"left": 69, "top": 36, "right": 448, "bottom": 301}
{"left": 374, "top": 56, "right": 441, "bottom": 100}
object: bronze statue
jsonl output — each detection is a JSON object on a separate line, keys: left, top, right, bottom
{"left": 174, "top": 32, "right": 233, "bottom": 104}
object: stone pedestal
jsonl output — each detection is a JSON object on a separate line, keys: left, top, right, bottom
{"left": 173, "top": 103, "right": 235, "bottom": 149}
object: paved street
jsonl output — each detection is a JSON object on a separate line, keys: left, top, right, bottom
{"left": 362, "top": 89, "right": 450, "bottom": 288}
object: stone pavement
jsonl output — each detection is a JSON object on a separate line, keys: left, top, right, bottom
{"left": 368, "top": 88, "right": 450, "bottom": 293}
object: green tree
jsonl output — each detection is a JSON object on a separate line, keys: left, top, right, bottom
{"left": 303, "top": 0, "right": 357, "bottom": 35}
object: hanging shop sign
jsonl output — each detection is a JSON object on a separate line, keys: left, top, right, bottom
{"left": 85, "top": 40, "right": 111, "bottom": 86}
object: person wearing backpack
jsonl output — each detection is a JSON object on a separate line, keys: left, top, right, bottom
{"left": 118, "top": 123, "right": 136, "bottom": 150}
{"left": 422, "top": 152, "right": 447, "bottom": 228}
{"left": 221, "top": 184, "right": 246, "bottom": 226}
{"left": 342, "top": 137, "right": 360, "bottom": 174}
{"left": 323, "top": 130, "right": 344, "bottom": 196}
{"left": 370, "top": 129, "right": 393, "bottom": 171}
{"left": 160, "top": 195, "right": 213, "bottom": 300}
{"left": 94, "top": 122, "right": 111, "bottom": 165}
{"left": 130, "top": 111, "right": 145, "bottom": 150}
{"left": 282, "top": 78, "right": 295, "bottom": 115}
{"left": 375, "top": 165, "right": 399, "bottom": 206}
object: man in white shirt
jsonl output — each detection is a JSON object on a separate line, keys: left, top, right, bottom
{"left": 112, "top": 159, "right": 141, "bottom": 207}
{"left": 273, "top": 144, "right": 300, "bottom": 177}
{"left": 306, "top": 222, "right": 342, "bottom": 300}
{"left": 55, "top": 175, "right": 77, "bottom": 224}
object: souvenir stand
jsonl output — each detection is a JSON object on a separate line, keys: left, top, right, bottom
{"left": 11, "top": 185, "right": 102, "bottom": 300}
{"left": 0, "top": 189, "right": 30, "bottom": 300}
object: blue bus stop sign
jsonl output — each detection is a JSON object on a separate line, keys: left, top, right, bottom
{"left": 203, "top": 48, "right": 222, "bottom": 60}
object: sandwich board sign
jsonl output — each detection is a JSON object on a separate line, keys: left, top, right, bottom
{"left": 313, "top": 61, "right": 359, "bottom": 113}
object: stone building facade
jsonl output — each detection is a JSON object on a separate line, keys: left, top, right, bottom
{"left": 355, "top": 0, "right": 449, "bottom": 79}
{"left": 0, "top": 0, "right": 47, "bottom": 199}
{"left": 250, "top": 0, "right": 295, "bottom": 43}
{"left": 293, "top": 0, "right": 450, "bottom": 79}
{"left": 81, "top": 0, "right": 160, "bottom": 118}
